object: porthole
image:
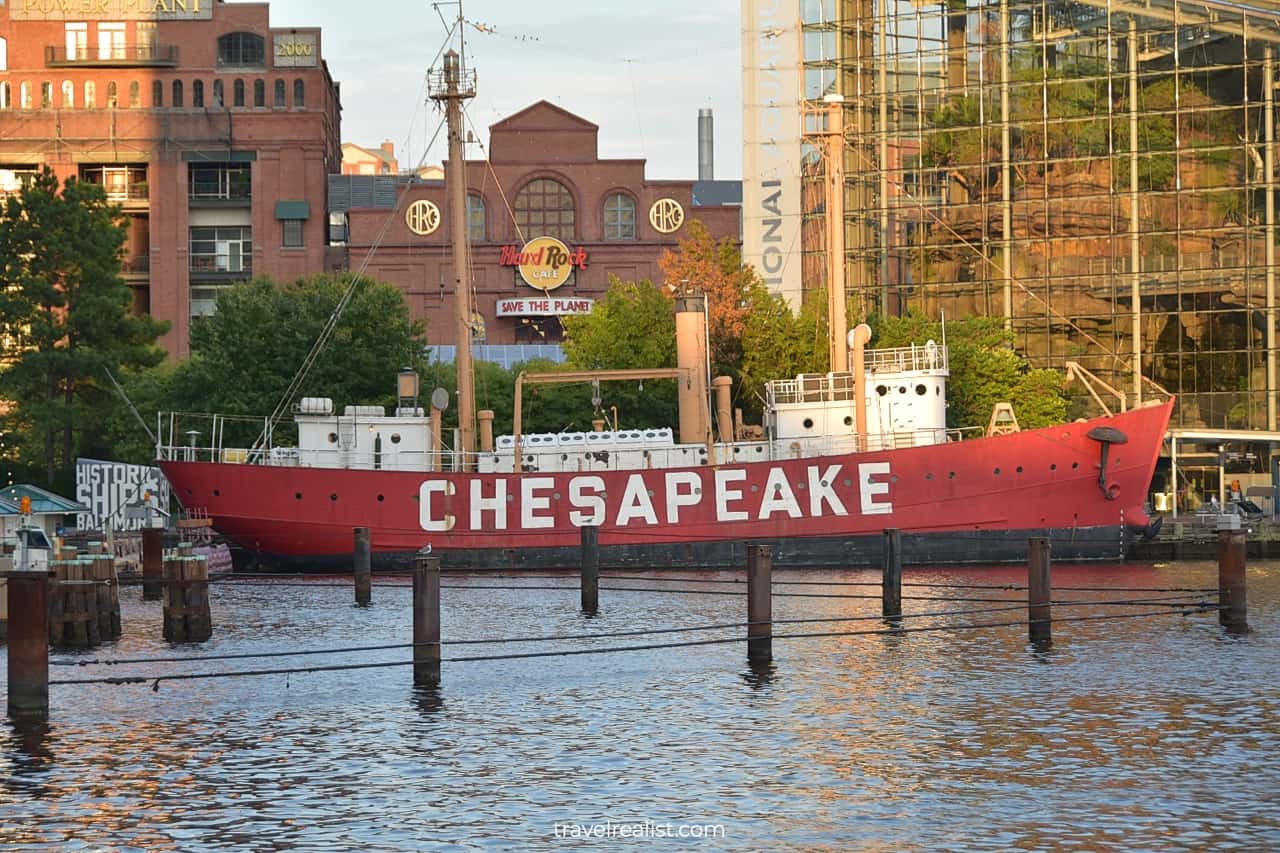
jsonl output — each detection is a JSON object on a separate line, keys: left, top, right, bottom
{"left": 390, "top": 434, "right": 401, "bottom": 444}
{"left": 553, "top": 492, "right": 561, "bottom": 501}
{"left": 948, "top": 472, "right": 956, "bottom": 479}
{"left": 898, "top": 386, "right": 907, "bottom": 394}
{"left": 1016, "top": 466, "right": 1023, "bottom": 473}
{"left": 561, "top": 454, "right": 568, "bottom": 461}
{"left": 327, "top": 432, "right": 338, "bottom": 444}
{"left": 890, "top": 475, "right": 898, "bottom": 483}
{"left": 751, "top": 484, "right": 760, "bottom": 492}
{"left": 1072, "top": 462, "right": 1079, "bottom": 469}
{"left": 925, "top": 472, "right": 933, "bottom": 480}
{"left": 330, "top": 493, "right": 338, "bottom": 501}
{"left": 843, "top": 416, "right": 853, "bottom": 426}
{"left": 994, "top": 468, "right": 1001, "bottom": 476}
{"left": 213, "top": 489, "right": 220, "bottom": 497}
{"left": 915, "top": 384, "right": 927, "bottom": 395}
{"left": 876, "top": 385, "right": 888, "bottom": 396}
{"left": 803, "top": 418, "right": 814, "bottom": 429}
{"left": 1050, "top": 463, "right": 1057, "bottom": 471}
{"left": 377, "top": 494, "right": 384, "bottom": 502}
{"left": 295, "top": 492, "right": 302, "bottom": 500}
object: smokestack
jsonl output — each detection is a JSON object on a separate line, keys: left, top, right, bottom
{"left": 675, "top": 290, "right": 711, "bottom": 445}
{"left": 697, "top": 108, "right": 714, "bottom": 181}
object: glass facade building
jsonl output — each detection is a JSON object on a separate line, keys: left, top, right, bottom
{"left": 799, "top": 0, "right": 1280, "bottom": 430}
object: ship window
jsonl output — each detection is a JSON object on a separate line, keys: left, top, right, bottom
{"left": 213, "top": 489, "right": 220, "bottom": 497}
{"left": 925, "top": 473, "right": 933, "bottom": 480}
{"left": 843, "top": 416, "right": 852, "bottom": 426}
{"left": 1050, "top": 464, "right": 1057, "bottom": 471}
{"left": 327, "top": 432, "right": 338, "bottom": 443}
{"left": 377, "top": 494, "right": 384, "bottom": 502}
{"left": 948, "top": 472, "right": 956, "bottom": 479}
{"left": 295, "top": 492, "right": 302, "bottom": 499}
{"left": 1072, "top": 462, "right": 1079, "bottom": 469}
{"left": 330, "top": 493, "right": 338, "bottom": 501}
{"left": 876, "top": 385, "right": 887, "bottom": 396}
{"left": 898, "top": 386, "right": 906, "bottom": 394}
{"left": 803, "top": 418, "right": 814, "bottom": 429}
{"left": 994, "top": 468, "right": 1001, "bottom": 476}
{"left": 390, "top": 433, "right": 401, "bottom": 444}
{"left": 915, "top": 384, "right": 926, "bottom": 395}
{"left": 1016, "top": 466, "right": 1023, "bottom": 473}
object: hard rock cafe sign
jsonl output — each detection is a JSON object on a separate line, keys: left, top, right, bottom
{"left": 498, "top": 236, "right": 588, "bottom": 292}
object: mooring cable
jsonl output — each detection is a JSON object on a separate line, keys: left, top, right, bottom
{"left": 46, "top": 605, "right": 1219, "bottom": 688}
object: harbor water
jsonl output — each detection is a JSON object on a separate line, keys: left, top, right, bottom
{"left": 2, "top": 560, "right": 1278, "bottom": 851}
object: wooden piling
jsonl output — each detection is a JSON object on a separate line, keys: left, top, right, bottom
{"left": 746, "top": 544, "right": 772, "bottom": 662}
{"left": 882, "top": 528, "right": 902, "bottom": 624}
{"left": 1028, "top": 538, "right": 1052, "bottom": 644}
{"left": 141, "top": 527, "right": 162, "bottom": 601}
{"left": 413, "top": 553, "right": 441, "bottom": 686}
{"left": 4, "top": 569, "right": 50, "bottom": 719}
{"left": 580, "top": 524, "right": 599, "bottom": 614}
{"left": 184, "top": 556, "right": 212, "bottom": 643}
{"left": 353, "top": 526, "right": 372, "bottom": 606}
{"left": 162, "top": 551, "right": 186, "bottom": 642}
{"left": 1217, "top": 529, "right": 1249, "bottom": 634}
{"left": 47, "top": 560, "right": 66, "bottom": 646}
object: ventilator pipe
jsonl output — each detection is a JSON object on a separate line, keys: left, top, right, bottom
{"left": 675, "top": 292, "right": 711, "bottom": 445}
{"left": 712, "top": 376, "right": 734, "bottom": 443}
{"left": 848, "top": 324, "right": 872, "bottom": 451}
{"left": 477, "top": 410, "right": 494, "bottom": 453}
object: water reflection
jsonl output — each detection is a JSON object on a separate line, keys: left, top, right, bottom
{"left": 0, "top": 561, "right": 1276, "bottom": 850}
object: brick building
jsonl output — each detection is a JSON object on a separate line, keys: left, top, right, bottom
{"left": 0, "top": 0, "right": 341, "bottom": 357}
{"left": 340, "top": 141, "right": 396, "bottom": 175}
{"left": 329, "top": 101, "right": 741, "bottom": 347}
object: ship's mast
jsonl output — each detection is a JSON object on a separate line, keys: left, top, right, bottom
{"left": 430, "top": 49, "right": 477, "bottom": 468}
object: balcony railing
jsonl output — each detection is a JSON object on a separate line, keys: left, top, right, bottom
{"left": 45, "top": 44, "right": 179, "bottom": 67}
{"left": 121, "top": 256, "right": 151, "bottom": 275}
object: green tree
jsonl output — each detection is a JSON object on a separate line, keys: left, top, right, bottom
{"left": 872, "top": 312, "right": 1067, "bottom": 430}
{"left": 0, "top": 168, "right": 168, "bottom": 485}
{"left": 561, "top": 275, "right": 679, "bottom": 428}
{"left": 169, "top": 273, "right": 426, "bottom": 444}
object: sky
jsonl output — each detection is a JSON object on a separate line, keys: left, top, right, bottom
{"left": 267, "top": 0, "right": 744, "bottom": 181}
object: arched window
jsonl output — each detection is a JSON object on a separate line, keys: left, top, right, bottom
{"left": 40, "top": 81, "right": 53, "bottom": 109}
{"left": 152, "top": 80, "right": 163, "bottom": 108}
{"left": 293, "top": 79, "right": 304, "bottom": 107}
{"left": 128, "top": 81, "right": 140, "bottom": 108}
{"left": 61, "top": 80, "right": 75, "bottom": 108}
{"left": 233, "top": 79, "right": 245, "bottom": 107}
{"left": 106, "top": 81, "right": 117, "bottom": 108}
{"left": 84, "top": 81, "right": 96, "bottom": 109}
{"left": 172, "top": 80, "right": 183, "bottom": 108}
{"left": 0, "top": 37, "right": 7, "bottom": 72}
{"left": 192, "top": 80, "right": 204, "bottom": 108}
{"left": 0, "top": 82, "right": 10, "bottom": 110}
{"left": 467, "top": 194, "right": 486, "bottom": 242}
{"left": 217, "top": 32, "right": 265, "bottom": 67}
{"left": 604, "top": 192, "right": 637, "bottom": 240}
{"left": 253, "top": 79, "right": 265, "bottom": 107}
{"left": 20, "top": 81, "right": 31, "bottom": 109}
{"left": 212, "top": 79, "right": 224, "bottom": 106}
{"left": 273, "top": 79, "right": 285, "bottom": 107}
{"left": 514, "top": 178, "right": 575, "bottom": 240}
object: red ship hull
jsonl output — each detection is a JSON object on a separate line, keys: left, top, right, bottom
{"left": 159, "top": 400, "right": 1173, "bottom": 570}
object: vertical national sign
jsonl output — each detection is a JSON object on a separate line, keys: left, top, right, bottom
{"left": 742, "top": 0, "right": 804, "bottom": 310}
{"left": 76, "top": 458, "right": 170, "bottom": 531}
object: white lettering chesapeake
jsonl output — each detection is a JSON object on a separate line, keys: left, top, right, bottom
{"left": 615, "top": 474, "right": 658, "bottom": 526}
{"left": 808, "top": 464, "right": 848, "bottom": 516}
{"left": 470, "top": 478, "right": 508, "bottom": 530}
{"left": 757, "top": 467, "right": 801, "bottom": 519}
{"left": 715, "top": 468, "right": 749, "bottom": 521}
{"left": 858, "top": 462, "right": 892, "bottom": 515}
{"left": 521, "top": 476, "right": 555, "bottom": 529}
{"left": 419, "top": 480, "right": 455, "bottom": 532}
{"left": 568, "top": 475, "right": 606, "bottom": 526}
{"left": 665, "top": 470, "right": 703, "bottom": 523}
